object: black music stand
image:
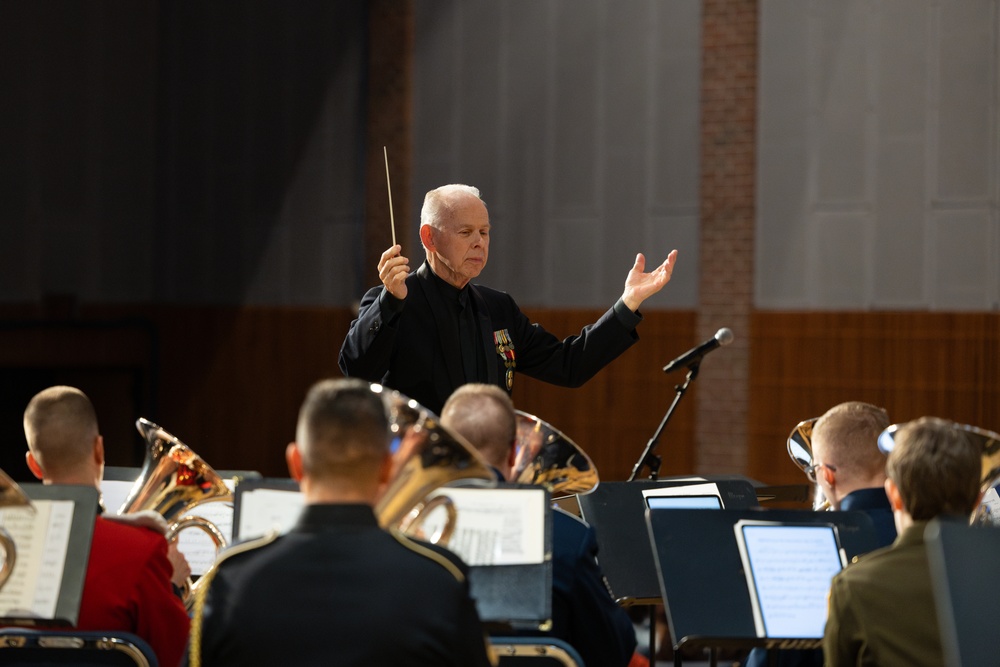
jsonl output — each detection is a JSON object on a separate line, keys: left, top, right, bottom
{"left": 577, "top": 478, "right": 760, "bottom": 605}
{"left": 463, "top": 484, "right": 552, "bottom": 630}
{"left": 925, "top": 518, "right": 1000, "bottom": 667}
{"left": 645, "top": 508, "right": 878, "bottom": 666}
{"left": 1, "top": 484, "right": 99, "bottom": 627}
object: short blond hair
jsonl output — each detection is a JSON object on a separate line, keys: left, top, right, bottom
{"left": 813, "top": 401, "right": 890, "bottom": 479}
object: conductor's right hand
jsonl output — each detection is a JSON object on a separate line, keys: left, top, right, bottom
{"left": 379, "top": 245, "right": 410, "bottom": 300}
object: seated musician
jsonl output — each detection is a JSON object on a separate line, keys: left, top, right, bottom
{"left": 441, "top": 382, "right": 639, "bottom": 667}
{"left": 22, "top": 386, "right": 190, "bottom": 667}
{"left": 188, "top": 378, "right": 494, "bottom": 667}
{"left": 823, "top": 416, "right": 982, "bottom": 667}
{"left": 807, "top": 401, "right": 897, "bottom": 547}
{"left": 745, "top": 401, "right": 897, "bottom": 667}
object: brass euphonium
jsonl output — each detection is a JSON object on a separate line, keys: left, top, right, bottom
{"left": 510, "top": 410, "right": 599, "bottom": 499}
{"left": 373, "top": 386, "right": 496, "bottom": 546}
{"left": 784, "top": 416, "right": 832, "bottom": 510}
{"left": 118, "top": 418, "right": 232, "bottom": 608}
{"left": 0, "top": 468, "right": 33, "bottom": 591}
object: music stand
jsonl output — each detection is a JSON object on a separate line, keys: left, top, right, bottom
{"left": 925, "top": 518, "right": 1000, "bottom": 667}
{"left": 577, "top": 478, "right": 760, "bottom": 605}
{"left": 455, "top": 484, "right": 552, "bottom": 630}
{"left": 645, "top": 508, "right": 878, "bottom": 666}
{"left": 0, "top": 484, "right": 99, "bottom": 627}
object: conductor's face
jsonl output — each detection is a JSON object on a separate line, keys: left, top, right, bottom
{"left": 424, "top": 195, "right": 491, "bottom": 289}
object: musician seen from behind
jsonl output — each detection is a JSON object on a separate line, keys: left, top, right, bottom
{"left": 823, "top": 416, "right": 982, "bottom": 667}
{"left": 22, "top": 386, "right": 190, "bottom": 667}
{"left": 189, "top": 378, "right": 494, "bottom": 667}
{"left": 744, "top": 401, "right": 897, "bottom": 667}
{"left": 339, "top": 183, "right": 678, "bottom": 415}
{"left": 440, "top": 383, "right": 639, "bottom": 667}
{"left": 809, "top": 401, "right": 897, "bottom": 548}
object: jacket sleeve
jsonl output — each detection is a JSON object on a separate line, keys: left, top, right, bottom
{"left": 823, "top": 575, "right": 862, "bottom": 667}
{"left": 338, "top": 286, "right": 402, "bottom": 381}
{"left": 567, "top": 525, "right": 637, "bottom": 667}
{"left": 507, "top": 295, "right": 640, "bottom": 388}
{"left": 133, "top": 536, "right": 191, "bottom": 667}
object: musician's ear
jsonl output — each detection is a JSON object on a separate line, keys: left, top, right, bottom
{"left": 286, "top": 442, "right": 304, "bottom": 482}
{"left": 821, "top": 465, "right": 836, "bottom": 487}
{"left": 419, "top": 224, "right": 436, "bottom": 251}
{"left": 25, "top": 451, "right": 44, "bottom": 481}
{"left": 885, "top": 478, "right": 904, "bottom": 511}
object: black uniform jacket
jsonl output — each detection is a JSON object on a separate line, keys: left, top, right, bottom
{"left": 192, "top": 503, "right": 494, "bottom": 667}
{"left": 339, "top": 262, "right": 640, "bottom": 414}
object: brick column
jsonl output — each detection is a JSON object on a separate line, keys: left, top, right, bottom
{"left": 696, "top": 0, "right": 757, "bottom": 475}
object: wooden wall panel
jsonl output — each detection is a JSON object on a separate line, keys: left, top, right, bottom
{"left": 748, "top": 311, "right": 1000, "bottom": 488}
{"left": 0, "top": 305, "right": 698, "bottom": 487}
{"left": 515, "top": 309, "right": 699, "bottom": 482}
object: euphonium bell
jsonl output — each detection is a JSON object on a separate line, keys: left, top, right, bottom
{"left": 785, "top": 417, "right": 830, "bottom": 510}
{"left": 119, "top": 418, "right": 232, "bottom": 608}
{"left": 511, "top": 410, "right": 599, "bottom": 498}
{"left": 0, "top": 468, "right": 33, "bottom": 591}
{"left": 373, "top": 386, "right": 496, "bottom": 545}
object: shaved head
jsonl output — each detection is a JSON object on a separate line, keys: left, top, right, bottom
{"left": 24, "top": 386, "right": 100, "bottom": 480}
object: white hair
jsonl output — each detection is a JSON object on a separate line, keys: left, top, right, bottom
{"left": 420, "top": 184, "right": 483, "bottom": 228}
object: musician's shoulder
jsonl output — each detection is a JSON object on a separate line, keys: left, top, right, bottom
{"left": 388, "top": 529, "right": 468, "bottom": 583}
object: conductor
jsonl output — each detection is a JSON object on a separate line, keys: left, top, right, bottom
{"left": 339, "top": 183, "right": 678, "bottom": 414}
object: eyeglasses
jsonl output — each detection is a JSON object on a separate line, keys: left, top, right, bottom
{"left": 803, "top": 461, "right": 837, "bottom": 483}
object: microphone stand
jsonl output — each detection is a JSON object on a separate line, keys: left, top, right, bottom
{"left": 628, "top": 361, "right": 700, "bottom": 482}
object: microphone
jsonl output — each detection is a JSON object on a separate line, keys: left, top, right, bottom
{"left": 662, "top": 328, "right": 734, "bottom": 373}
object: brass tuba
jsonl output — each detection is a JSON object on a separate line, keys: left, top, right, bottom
{"left": 119, "top": 418, "right": 232, "bottom": 608}
{"left": 510, "top": 410, "right": 599, "bottom": 499}
{"left": 0, "top": 468, "right": 33, "bottom": 591}
{"left": 373, "top": 386, "right": 496, "bottom": 545}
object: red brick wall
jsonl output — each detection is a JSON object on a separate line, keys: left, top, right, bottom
{"left": 696, "top": 0, "right": 758, "bottom": 475}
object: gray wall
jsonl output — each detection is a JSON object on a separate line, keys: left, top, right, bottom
{"left": 412, "top": 0, "right": 702, "bottom": 310}
{"left": 5, "top": 1, "right": 997, "bottom": 311}
{"left": 757, "top": 0, "right": 1000, "bottom": 310}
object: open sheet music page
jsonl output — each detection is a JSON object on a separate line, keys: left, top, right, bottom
{"left": 421, "top": 487, "right": 547, "bottom": 566}
{"left": 236, "top": 488, "right": 304, "bottom": 541}
{"left": 171, "top": 482, "right": 235, "bottom": 576}
{"left": 734, "top": 520, "right": 846, "bottom": 638}
{"left": 0, "top": 500, "right": 74, "bottom": 621}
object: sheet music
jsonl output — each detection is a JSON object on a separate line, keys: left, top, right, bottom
{"left": 174, "top": 481, "right": 235, "bottom": 576}
{"left": 420, "top": 488, "right": 546, "bottom": 566}
{"left": 0, "top": 500, "right": 75, "bottom": 620}
{"left": 237, "top": 488, "right": 304, "bottom": 540}
{"left": 99, "top": 479, "right": 134, "bottom": 515}
{"left": 735, "top": 521, "right": 845, "bottom": 638}
{"left": 102, "top": 479, "right": 235, "bottom": 576}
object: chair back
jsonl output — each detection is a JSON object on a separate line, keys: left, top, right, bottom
{"left": 491, "top": 636, "right": 584, "bottom": 667}
{"left": 0, "top": 629, "right": 157, "bottom": 666}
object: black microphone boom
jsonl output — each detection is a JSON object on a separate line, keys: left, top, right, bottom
{"left": 662, "top": 328, "right": 734, "bottom": 374}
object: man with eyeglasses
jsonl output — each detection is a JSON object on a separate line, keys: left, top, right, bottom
{"left": 808, "top": 401, "right": 896, "bottom": 547}
{"left": 744, "top": 401, "right": 896, "bottom": 667}
{"left": 339, "top": 183, "right": 678, "bottom": 415}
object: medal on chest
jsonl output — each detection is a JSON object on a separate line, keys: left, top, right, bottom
{"left": 493, "top": 328, "right": 516, "bottom": 391}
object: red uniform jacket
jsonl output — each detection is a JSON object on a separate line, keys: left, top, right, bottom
{"left": 76, "top": 516, "right": 190, "bottom": 667}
